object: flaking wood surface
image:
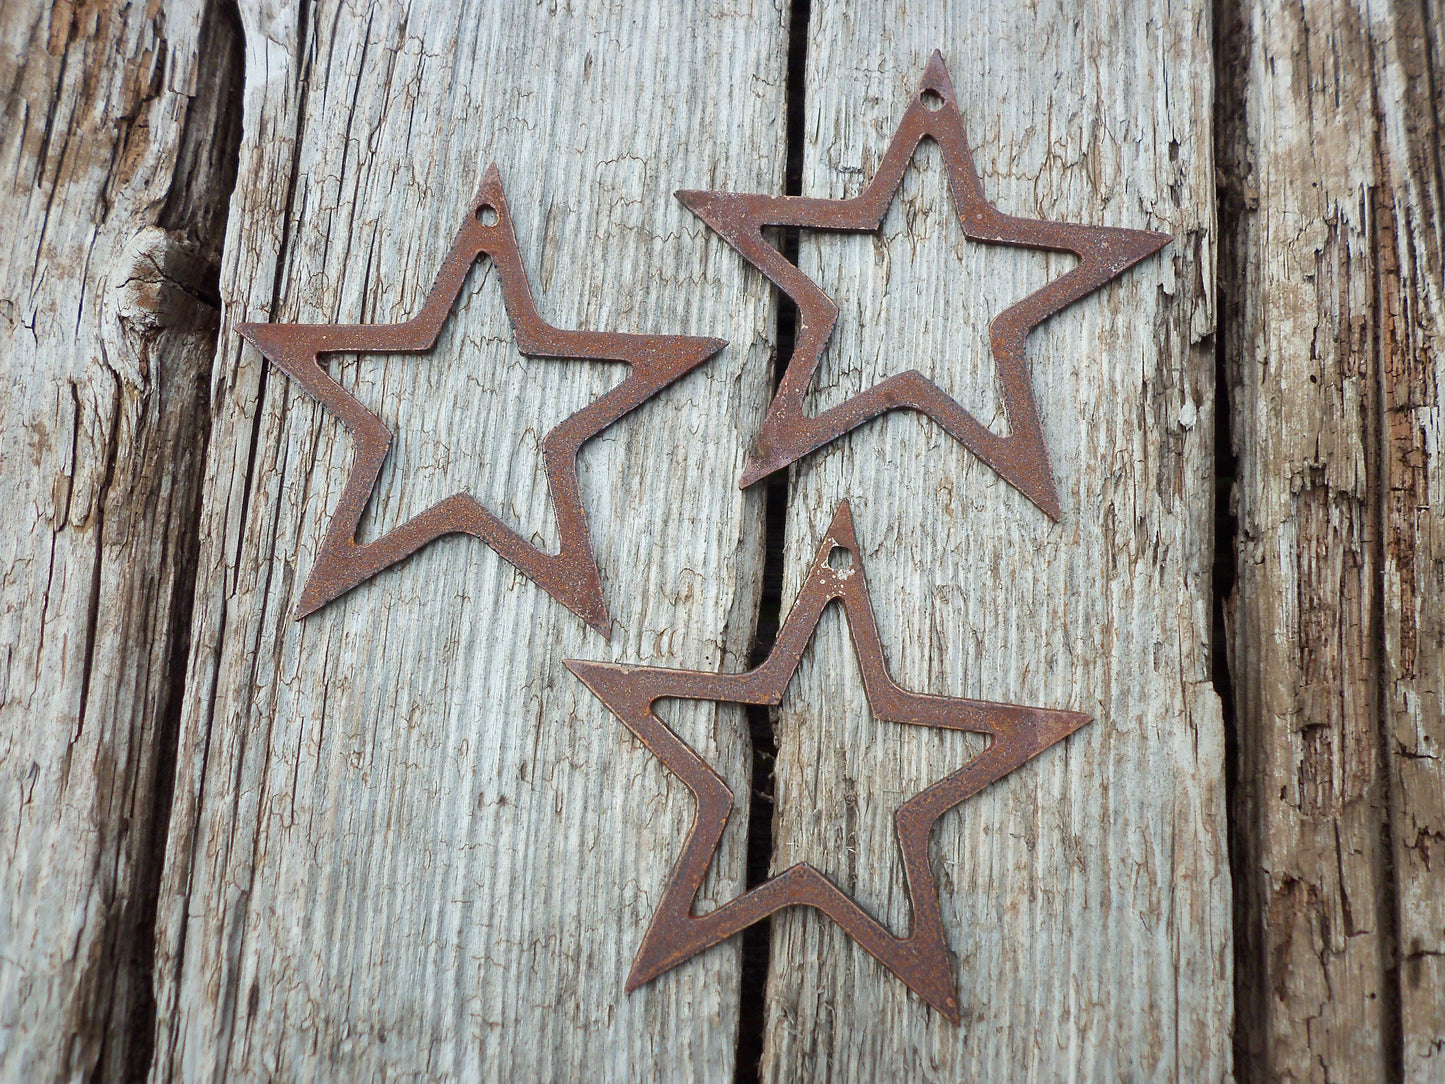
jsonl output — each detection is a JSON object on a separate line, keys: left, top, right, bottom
{"left": 1381, "top": 5, "right": 1445, "bottom": 1074}
{"left": 1220, "top": 0, "right": 1445, "bottom": 1079}
{"left": 758, "top": 7, "right": 1230, "bottom": 1081}
{"left": 148, "top": 2, "right": 785, "bottom": 1081}
{"left": 0, "top": 2, "right": 240, "bottom": 1081}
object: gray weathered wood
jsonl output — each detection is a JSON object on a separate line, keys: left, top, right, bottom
{"left": 147, "top": 2, "right": 786, "bottom": 1081}
{"left": 758, "top": 7, "right": 1230, "bottom": 1080}
{"left": 8, "top": 1, "right": 1441, "bottom": 1078}
{"left": 1220, "top": 0, "right": 1445, "bottom": 1077}
{"left": 0, "top": 1, "right": 240, "bottom": 1080}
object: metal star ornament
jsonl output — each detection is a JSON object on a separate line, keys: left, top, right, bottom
{"left": 238, "top": 165, "right": 725, "bottom": 637}
{"left": 677, "top": 51, "right": 1170, "bottom": 520}
{"left": 566, "top": 501, "right": 1092, "bottom": 1021}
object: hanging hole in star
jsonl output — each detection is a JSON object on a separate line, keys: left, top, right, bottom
{"left": 477, "top": 204, "right": 499, "bottom": 226}
{"left": 827, "top": 546, "right": 854, "bottom": 570}
{"left": 920, "top": 89, "right": 944, "bottom": 111}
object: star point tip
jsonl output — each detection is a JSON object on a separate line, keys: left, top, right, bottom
{"left": 675, "top": 189, "right": 727, "bottom": 218}
{"left": 234, "top": 321, "right": 266, "bottom": 347}
{"left": 472, "top": 164, "right": 506, "bottom": 210}
{"left": 918, "top": 50, "right": 956, "bottom": 99}
{"left": 565, "top": 598, "right": 611, "bottom": 638}
{"left": 1034, "top": 707, "right": 1095, "bottom": 748}
{"left": 818, "top": 501, "right": 862, "bottom": 560}
{"left": 624, "top": 958, "right": 662, "bottom": 993}
{"left": 692, "top": 336, "right": 729, "bottom": 363}
{"left": 292, "top": 580, "right": 331, "bottom": 621}
{"left": 736, "top": 460, "right": 769, "bottom": 489}
{"left": 826, "top": 498, "right": 857, "bottom": 534}
{"left": 564, "top": 658, "right": 626, "bottom": 688}
{"left": 1028, "top": 479, "right": 1063, "bottom": 522}
{"left": 235, "top": 321, "right": 298, "bottom": 360}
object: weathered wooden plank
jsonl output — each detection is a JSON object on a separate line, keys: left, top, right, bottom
{"left": 1220, "top": 0, "right": 1445, "bottom": 1077}
{"left": 756, "top": 6, "right": 1228, "bottom": 1080}
{"left": 1374, "top": 1, "right": 1444, "bottom": 1078}
{"left": 0, "top": 1, "right": 240, "bottom": 1080}
{"left": 148, "top": 2, "right": 786, "bottom": 1080}
{"left": 1217, "top": 1, "right": 1387, "bottom": 1073}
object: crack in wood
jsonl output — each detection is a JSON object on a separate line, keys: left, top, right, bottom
{"left": 735, "top": 4, "right": 812, "bottom": 1081}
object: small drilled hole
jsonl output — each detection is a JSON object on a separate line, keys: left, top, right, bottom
{"left": 477, "top": 204, "right": 498, "bottom": 226}
{"left": 827, "top": 546, "right": 854, "bottom": 570}
{"left": 920, "top": 89, "right": 944, "bottom": 111}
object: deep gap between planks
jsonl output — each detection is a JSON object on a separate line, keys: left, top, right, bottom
{"left": 1210, "top": 0, "right": 1245, "bottom": 1076}
{"left": 734, "top": 0, "right": 811, "bottom": 1080}
{"left": 90, "top": 2, "right": 247, "bottom": 1082}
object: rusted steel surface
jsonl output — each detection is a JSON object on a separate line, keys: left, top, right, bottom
{"left": 238, "top": 165, "right": 725, "bottom": 637}
{"left": 677, "top": 51, "right": 1169, "bottom": 520}
{"left": 567, "top": 501, "right": 1092, "bottom": 1022}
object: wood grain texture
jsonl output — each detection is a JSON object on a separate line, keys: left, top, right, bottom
{"left": 10, "top": 1, "right": 1439, "bottom": 1077}
{"left": 1376, "top": 2, "right": 1445, "bottom": 1076}
{"left": 148, "top": 2, "right": 785, "bottom": 1081}
{"left": 0, "top": 1, "right": 240, "bottom": 1080}
{"left": 756, "top": 6, "right": 1229, "bottom": 1080}
{"left": 1220, "top": 0, "right": 1445, "bottom": 1077}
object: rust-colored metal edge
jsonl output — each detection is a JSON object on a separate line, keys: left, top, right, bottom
{"left": 677, "top": 51, "right": 1170, "bottom": 521}
{"left": 238, "top": 164, "right": 726, "bottom": 638}
{"left": 566, "top": 500, "right": 1092, "bottom": 1021}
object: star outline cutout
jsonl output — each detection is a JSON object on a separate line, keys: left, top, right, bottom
{"left": 566, "top": 500, "right": 1092, "bottom": 1021}
{"left": 677, "top": 51, "right": 1171, "bottom": 520}
{"left": 238, "top": 165, "right": 726, "bottom": 638}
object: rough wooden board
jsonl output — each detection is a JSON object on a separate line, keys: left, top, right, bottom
{"left": 148, "top": 2, "right": 785, "bottom": 1081}
{"left": 0, "top": 1, "right": 240, "bottom": 1081}
{"left": 1374, "top": 0, "right": 1444, "bottom": 1078}
{"left": 757, "top": 6, "right": 1229, "bottom": 1080}
{"left": 1219, "top": 0, "right": 1445, "bottom": 1077}
{"left": 1217, "top": 1, "right": 1387, "bottom": 1073}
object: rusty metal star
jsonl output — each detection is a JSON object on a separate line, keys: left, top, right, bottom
{"left": 677, "top": 51, "right": 1170, "bottom": 520}
{"left": 238, "top": 165, "right": 725, "bottom": 638}
{"left": 566, "top": 501, "right": 1091, "bottom": 1021}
